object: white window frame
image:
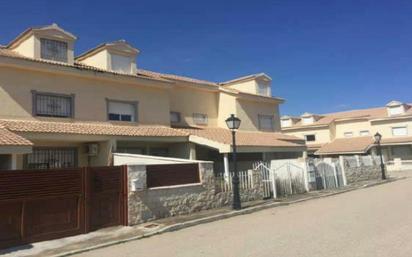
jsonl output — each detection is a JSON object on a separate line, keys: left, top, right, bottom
{"left": 304, "top": 134, "right": 316, "bottom": 142}
{"left": 281, "top": 119, "right": 292, "bottom": 128}
{"left": 107, "top": 99, "right": 138, "bottom": 122}
{"left": 388, "top": 105, "right": 405, "bottom": 116}
{"left": 359, "top": 130, "right": 370, "bottom": 136}
{"left": 257, "top": 83, "right": 270, "bottom": 96}
{"left": 40, "top": 38, "right": 68, "bottom": 62}
{"left": 392, "top": 126, "right": 408, "bottom": 136}
{"left": 110, "top": 54, "right": 132, "bottom": 74}
{"left": 302, "top": 116, "right": 314, "bottom": 125}
{"left": 193, "top": 113, "right": 208, "bottom": 125}
{"left": 258, "top": 115, "right": 274, "bottom": 131}
{"left": 344, "top": 132, "right": 354, "bottom": 138}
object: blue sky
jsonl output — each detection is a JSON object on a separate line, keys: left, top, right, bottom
{"left": 1, "top": 0, "right": 411, "bottom": 115}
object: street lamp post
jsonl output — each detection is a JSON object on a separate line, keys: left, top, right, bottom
{"left": 374, "top": 132, "right": 386, "bottom": 180}
{"left": 225, "top": 114, "right": 242, "bottom": 210}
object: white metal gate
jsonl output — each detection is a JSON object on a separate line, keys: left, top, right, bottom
{"left": 253, "top": 162, "right": 275, "bottom": 199}
{"left": 271, "top": 160, "right": 308, "bottom": 196}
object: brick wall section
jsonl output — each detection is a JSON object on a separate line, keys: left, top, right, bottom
{"left": 127, "top": 163, "right": 264, "bottom": 225}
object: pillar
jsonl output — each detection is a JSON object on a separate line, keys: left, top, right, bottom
{"left": 223, "top": 153, "right": 230, "bottom": 181}
{"left": 189, "top": 143, "right": 196, "bottom": 160}
{"left": 339, "top": 155, "right": 348, "bottom": 186}
{"left": 11, "top": 154, "right": 17, "bottom": 170}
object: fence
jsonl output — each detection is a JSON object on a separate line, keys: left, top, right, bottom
{"left": 0, "top": 166, "right": 127, "bottom": 249}
{"left": 215, "top": 170, "right": 254, "bottom": 193}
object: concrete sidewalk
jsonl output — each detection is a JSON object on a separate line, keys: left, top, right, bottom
{"left": 0, "top": 177, "right": 403, "bottom": 257}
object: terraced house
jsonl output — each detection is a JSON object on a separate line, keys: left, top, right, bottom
{"left": 0, "top": 24, "right": 305, "bottom": 172}
{"left": 281, "top": 101, "right": 412, "bottom": 170}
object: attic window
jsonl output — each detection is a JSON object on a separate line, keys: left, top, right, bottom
{"left": 302, "top": 116, "right": 314, "bottom": 125}
{"left": 387, "top": 105, "right": 405, "bottom": 116}
{"left": 257, "top": 83, "right": 270, "bottom": 96}
{"left": 111, "top": 54, "right": 132, "bottom": 74}
{"left": 281, "top": 119, "right": 292, "bottom": 127}
{"left": 40, "top": 38, "right": 68, "bottom": 62}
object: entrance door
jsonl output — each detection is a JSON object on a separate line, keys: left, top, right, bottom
{"left": 87, "top": 166, "right": 127, "bottom": 231}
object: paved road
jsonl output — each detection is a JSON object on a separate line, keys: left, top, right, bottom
{"left": 76, "top": 177, "right": 412, "bottom": 257}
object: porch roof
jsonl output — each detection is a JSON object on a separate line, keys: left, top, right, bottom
{"left": 381, "top": 136, "right": 412, "bottom": 146}
{"left": 0, "top": 119, "right": 188, "bottom": 138}
{"left": 315, "top": 136, "right": 374, "bottom": 155}
{"left": 179, "top": 127, "right": 306, "bottom": 152}
{"left": 0, "top": 126, "right": 33, "bottom": 146}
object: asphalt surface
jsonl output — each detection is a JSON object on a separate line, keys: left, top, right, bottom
{"left": 75, "top": 176, "right": 412, "bottom": 257}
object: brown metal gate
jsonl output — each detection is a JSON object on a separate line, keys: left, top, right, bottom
{"left": 0, "top": 166, "right": 127, "bottom": 249}
{"left": 86, "top": 166, "right": 128, "bottom": 231}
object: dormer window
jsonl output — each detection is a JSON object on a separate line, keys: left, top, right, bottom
{"left": 77, "top": 40, "right": 139, "bottom": 75}
{"left": 111, "top": 54, "right": 132, "bottom": 74}
{"left": 257, "top": 83, "right": 270, "bottom": 96}
{"left": 40, "top": 38, "right": 68, "bottom": 62}
{"left": 300, "top": 112, "right": 320, "bottom": 125}
{"left": 281, "top": 119, "right": 292, "bottom": 128}
{"left": 302, "top": 117, "right": 314, "bottom": 124}
{"left": 7, "top": 24, "right": 76, "bottom": 64}
{"left": 386, "top": 101, "right": 406, "bottom": 116}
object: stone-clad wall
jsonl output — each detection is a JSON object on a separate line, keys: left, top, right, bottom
{"left": 127, "top": 163, "right": 263, "bottom": 225}
{"left": 344, "top": 165, "right": 381, "bottom": 184}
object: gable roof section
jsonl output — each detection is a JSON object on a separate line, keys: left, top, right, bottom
{"left": 76, "top": 40, "right": 139, "bottom": 61}
{"left": 7, "top": 23, "right": 77, "bottom": 48}
{"left": 220, "top": 73, "right": 272, "bottom": 86}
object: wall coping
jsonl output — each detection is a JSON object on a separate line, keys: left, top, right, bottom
{"left": 147, "top": 183, "right": 203, "bottom": 191}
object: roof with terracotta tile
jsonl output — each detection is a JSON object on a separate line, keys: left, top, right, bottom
{"left": 0, "top": 119, "right": 188, "bottom": 137}
{"left": 137, "top": 69, "right": 218, "bottom": 87}
{"left": 315, "top": 136, "right": 374, "bottom": 155}
{"left": 179, "top": 127, "right": 305, "bottom": 148}
{"left": 0, "top": 48, "right": 171, "bottom": 83}
{"left": 0, "top": 126, "right": 33, "bottom": 146}
{"left": 381, "top": 136, "right": 412, "bottom": 145}
{"left": 306, "top": 143, "right": 324, "bottom": 150}
{"left": 283, "top": 105, "right": 412, "bottom": 130}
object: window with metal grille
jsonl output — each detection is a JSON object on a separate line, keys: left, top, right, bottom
{"left": 25, "top": 148, "right": 77, "bottom": 169}
{"left": 193, "top": 113, "right": 208, "bottom": 125}
{"left": 33, "top": 91, "right": 74, "bottom": 118}
{"left": 40, "top": 38, "right": 68, "bottom": 62}
{"left": 258, "top": 114, "right": 274, "bottom": 131}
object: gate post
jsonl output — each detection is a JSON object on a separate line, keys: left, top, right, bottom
{"left": 339, "top": 156, "right": 348, "bottom": 186}
{"left": 270, "top": 169, "right": 277, "bottom": 199}
{"left": 83, "top": 167, "right": 91, "bottom": 233}
{"left": 302, "top": 160, "right": 310, "bottom": 192}
{"left": 332, "top": 163, "right": 339, "bottom": 188}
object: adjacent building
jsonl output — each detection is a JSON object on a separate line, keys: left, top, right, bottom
{"left": 0, "top": 24, "right": 305, "bottom": 172}
{"left": 281, "top": 101, "right": 412, "bottom": 168}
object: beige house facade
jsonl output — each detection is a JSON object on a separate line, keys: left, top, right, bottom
{"left": 281, "top": 101, "right": 412, "bottom": 167}
{"left": 0, "top": 24, "right": 305, "bottom": 172}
